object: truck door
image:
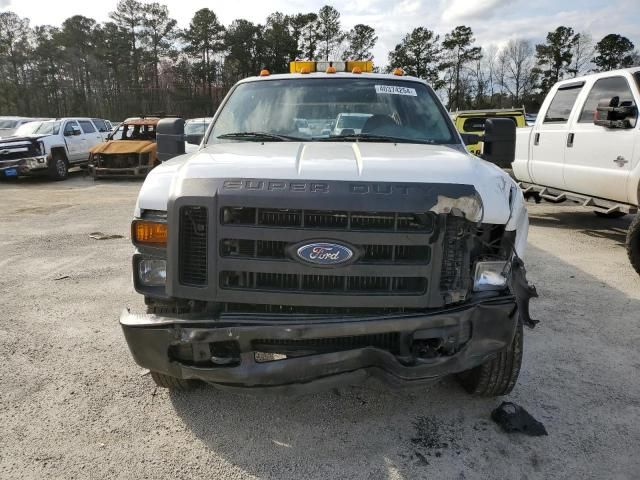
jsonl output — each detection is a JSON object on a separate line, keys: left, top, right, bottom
{"left": 62, "top": 121, "right": 84, "bottom": 161}
{"left": 530, "top": 82, "right": 584, "bottom": 190}
{"left": 563, "top": 76, "right": 637, "bottom": 204}
{"left": 78, "top": 120, "right": 104, "bottom": 159}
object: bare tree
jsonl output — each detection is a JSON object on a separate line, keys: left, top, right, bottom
{"left": 499, "top": 39, "right": 535, "bottom": 105}
{"left": 569, "top": 32, "right": 594, "bottom": 77}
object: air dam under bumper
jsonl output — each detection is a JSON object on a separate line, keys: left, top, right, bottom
{"left": 121, "top": 296, "right": 518, "bottom": 392}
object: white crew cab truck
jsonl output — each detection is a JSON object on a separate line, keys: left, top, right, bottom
{"left": 120, "top": 61, "right": 536, "bottom": 396}
{"left": 513, "top": 68, "right": 640, "bottom": 273}
{"left": 0, "top": 117, "right": 110, "bottom": 180}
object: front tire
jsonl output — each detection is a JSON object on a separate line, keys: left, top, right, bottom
{"left": 457, "top": 321, "right": 523, "bottom": 397}
{"left": 150, "top": 371, "right": 196, "bottom": 391}
{"left": 48, "top": 153, "right": 69, "bottom": 181}
{"left": 627, "top": 214, "right": 640, "bottom": 275}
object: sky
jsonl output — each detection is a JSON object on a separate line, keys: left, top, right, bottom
{"left": 2, "top": 0, "right": 639, "bottom": 66}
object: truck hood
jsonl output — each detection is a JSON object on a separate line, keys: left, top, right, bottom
{"left": 91, "top": 140, "right": 155, "bottom": 155}
{"left": 137, "top": 142, "right": 519, "bottom": 225}
{"left": 0, "top": 134, "right": 50, "bottom": 144}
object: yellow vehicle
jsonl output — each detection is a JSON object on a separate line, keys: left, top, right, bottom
{"left": 89, "top": 117, "right": 162, "bottom": 179}
{"left": 452, "top": 108, "right": 526, "bottom": 155}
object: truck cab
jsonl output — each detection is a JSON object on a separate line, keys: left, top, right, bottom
{"left": 120, "top": 61, "right": 535, "bottom": 396}
{"left": 0, "top": 117, "right": 110, "bottom": 180}
{"left": 513, "top": 67, "right": 640, "bottom": 273}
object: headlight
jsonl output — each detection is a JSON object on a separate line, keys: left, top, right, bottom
{"left": 132, "top": 220, "right": 167, "bottom": 247}
{"left": 138, "top": 259, "right": 166, "bottom": 286}
{"left": 37, "top": 140, "right": 45, "bottom": 156}
{"left": 473, "top": 260, "right": 509, "bottom": 291}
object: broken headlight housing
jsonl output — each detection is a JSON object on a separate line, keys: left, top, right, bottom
{"left": 473, "top": 260, "right": 509, "bottom": 291}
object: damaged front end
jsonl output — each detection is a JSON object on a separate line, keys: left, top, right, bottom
{"left": 90, "top": 152, "right": 156, "bottom": 178}
{"left": 121, "top": 178, "right": 537, "bottom": 392}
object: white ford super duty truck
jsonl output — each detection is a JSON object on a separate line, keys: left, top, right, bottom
{"left": 513, "top": 67, "right": 640, "bottom": 274}
{"left": 0, "top": 117, "right": 110, "bottom": 180}
{"left": 120, "top": 61, "right": 537, "bottom": 397}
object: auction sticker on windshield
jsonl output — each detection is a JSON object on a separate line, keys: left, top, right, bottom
{"left": 375, "top": 85, "right": 417, "bottom": 96}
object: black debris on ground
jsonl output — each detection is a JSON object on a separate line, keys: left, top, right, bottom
{"left": 410, "top": 416, "right": 462, "bottom": 466}
{"left": 491, "top": 402, "right": 548, "bottom": 436}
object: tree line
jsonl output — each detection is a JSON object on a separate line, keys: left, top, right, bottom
{"left": 0, "top": 0, "right": 638, "bottom": 119}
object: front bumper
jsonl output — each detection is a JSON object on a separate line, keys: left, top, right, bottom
{"left": 89, "top": 165, "right": 152, "bottom": 178}
{"left": 0, "top": 156, "right": 48, "bottom": 176}
{"left": 120, "top": 295, "right": 518, "bottom": 393}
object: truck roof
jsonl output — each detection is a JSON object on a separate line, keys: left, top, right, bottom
{"left": 236, "top": 72, "right": 428, "bottom": 86}
{"left": 454, "top": 108, "right": 525, "bottom": 116}
{"left": 554, "top": 67, "right": 640, "bottom": 87}
{"left": 123, "top": 117, "right": 162, "bottom": 126}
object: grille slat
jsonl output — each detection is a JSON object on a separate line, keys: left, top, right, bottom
{"left": 221, "top": 271, "right": 427, "bottom": 295}
{"left": 222, "top": 207, "right": 434, "bottom": 232}
{"left": 179, "top": 206, "right": 208, "bottom": 286}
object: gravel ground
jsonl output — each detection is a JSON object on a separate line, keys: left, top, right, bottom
{"left": 1, "top": 173, "right": 639, "bottom": 479}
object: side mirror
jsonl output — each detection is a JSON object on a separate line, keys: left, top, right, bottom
{"left": 156, "top": 118, "right": 185, "bottom": 162}
{"left": 185, "top": 133, "right": 203, "bottom": 146}
{"left": 460, "top": 133, "right": 481, "bottom": 146}
{"left": 72, "top": 126, "right": 82, "bottom": 136}
{"left": 594, "top": 96, "right": 636, "bottom": 129}
{"left": 480, "top": 118, "right": 515, "bottom": 168}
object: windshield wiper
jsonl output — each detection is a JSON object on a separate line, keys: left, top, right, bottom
{"left": 315, "top": 133, "right": 436, "bottom": 144}
{"left": 217, "top": 132, "right": 305, "bottom": 142}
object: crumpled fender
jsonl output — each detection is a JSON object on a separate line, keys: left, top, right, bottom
{"left": 510, "top": 256, "right": 538, "bottom": 329}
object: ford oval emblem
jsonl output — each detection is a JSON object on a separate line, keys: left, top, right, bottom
{"left": 296, "top": 242, "right": 354, "bottom": 266}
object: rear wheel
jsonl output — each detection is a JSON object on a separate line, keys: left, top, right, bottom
{"left": 627, "top": 214, "right": 640, "bottom": 275}
{"left": 594, "top": 210, "right": 626, "bottom": 219}
{"left": 150, "top": 371, "right": 196, "bottom": 391}
{"left": 457, "top": 321, "right": 523, "bottom": 397}
{"left": 48, "top": 152, "right": 69, "bottom": 180}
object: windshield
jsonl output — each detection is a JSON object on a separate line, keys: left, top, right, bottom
{"left": 0, "top": 120, "right": 18, "bottom": 129}
{"left": 185, "top": 120, "right": 211, "bottom": 136}
{"left": 33, "top": 121, "right": 61, "bottom": 135}
{"left": 14, "top": 121, "right": 43, "bottom": 136}
{"left": 208, "top": 78, "right": 456, "bottom": 145}
{"left": 111, "top": 123, "right": 156, "bottom": 141}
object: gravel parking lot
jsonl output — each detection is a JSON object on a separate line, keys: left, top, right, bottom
{"left": 1, "top": 173, "right": 639, "bottom": 479}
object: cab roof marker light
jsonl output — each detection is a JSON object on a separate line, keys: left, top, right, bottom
{"left": 392, "top": 67, "right": 404, "bottom": 76}
{"left": 290, "top": 60, "right": 374, "bottom": 74}
{"left": 259, "top": 68, "right": 270, "bottom": 76}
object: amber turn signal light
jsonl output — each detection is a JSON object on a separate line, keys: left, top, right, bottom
{"left": 132, "top": 220, "right": 167, "bottom": 246}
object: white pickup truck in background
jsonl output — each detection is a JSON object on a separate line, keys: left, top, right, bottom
{"left": 0, "top": 117, "right": 110, "bottom": 180}
{"left": 513, "top": 67, "right": 640, "bottom": 274}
